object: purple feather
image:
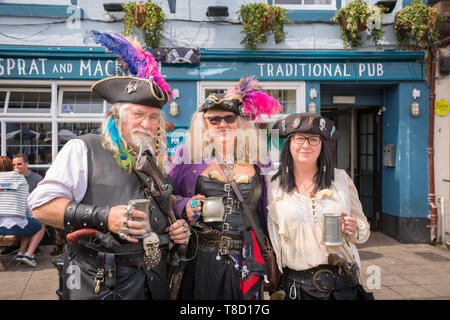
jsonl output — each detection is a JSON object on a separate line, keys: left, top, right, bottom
{"left": 85, "top": 31, "right": 172, "bottom": 97}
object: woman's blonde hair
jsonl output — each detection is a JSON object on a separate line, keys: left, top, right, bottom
{"left": 183, "top": 110, "right": 269, "bottom": 165}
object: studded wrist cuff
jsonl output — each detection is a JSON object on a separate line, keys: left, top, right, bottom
{"left": 64, "top": 201, "right": 110, "bottom": 233}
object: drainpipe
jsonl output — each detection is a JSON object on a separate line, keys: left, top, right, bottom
{"left": 429, "top": 36, "right": 450, "bottom": 243}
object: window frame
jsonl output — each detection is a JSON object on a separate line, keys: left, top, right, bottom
{"left": 0, "top": 87, "right": 53, "bottom": 116}
{"left": 272, "top": 0, "right": 337, "bottom": 11}
{"left": 58, "top": 86, "right": 108, "bottom": 118}
{"left": 0, "top": 80, "right": 103, "bottom": 173}
{"left": 197, "top": 80, "right": 306, "bottom": 123}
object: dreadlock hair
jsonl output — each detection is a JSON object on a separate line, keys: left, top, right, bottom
{"left": 271, "top": 134, "right": 336, "bottom": 194}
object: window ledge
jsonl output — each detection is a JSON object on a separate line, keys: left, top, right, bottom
{"left": 0, "top": 3, "right": 83, "bottom": 19}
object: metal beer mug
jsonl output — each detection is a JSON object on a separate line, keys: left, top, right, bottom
{"left": 322, "top": 213, "right": 343, "bottom": 246}
{"left": 127, "top": 199, "right": 151, "bottom": 239}
{"left": 201, "top": 197, "right": 225, "bottom": 223}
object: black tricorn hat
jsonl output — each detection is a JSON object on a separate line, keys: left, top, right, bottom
{"left": 198, "top": 93, "right": 243, "bottom": 116}
{"left": 91, "top": 76, "right": 169, "bottom": 109}
{"left": 273, "top": 112, "right": 339, "bottom": 142}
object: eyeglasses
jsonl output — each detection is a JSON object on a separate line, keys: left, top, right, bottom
{"left": 12, "top": 163, "right": 23, "bottom": 166}
{"left": 205, "top": 114, "right": 238, "bottom": 125}
{"left": 130, "top": 110, "right": 160, "bottom": 124}
{"left": 291, "top": 135, "right": 322, "bottom": 146}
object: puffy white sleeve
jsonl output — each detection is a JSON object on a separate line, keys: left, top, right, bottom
{"left": 266, "top": 178, "right": 284, "bottom": 273}
{"left": 342, "top": 171, "right": 371, "bottom": 244}
{"left": 28, "top": 139, "right": 88, "bottom": 210}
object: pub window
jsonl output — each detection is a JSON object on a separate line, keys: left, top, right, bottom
{"left": 57, "top": 122, "right": 101, "bottom": 151}
{"left": 0, "top": 91, "right": 6, "bottom": 113}
{"left": 273, "top": 0, "right": 336, "bottom": 10}
{"left": 6, "top": 90, "right": 51, "bottom": 113}
{"left": 198, "top": 81, "right": 305, "bottom": 121}
{"left": 6, "top": 122, "right": 52, "bottom": 169}
{"left": 59, "top": 88, "right": 106, "bottom": 115}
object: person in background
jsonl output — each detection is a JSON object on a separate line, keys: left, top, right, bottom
{"left": 12, "top": 154, "right": 43, "bottom": 193}
{"left": 267, "top": 113, "right": 374, "bottom": 300}
{"left": 0, "top": 156, "right": 45, "bottom": 267}
{"left": 3, "top": 154, "right": 49, "bottom": 256}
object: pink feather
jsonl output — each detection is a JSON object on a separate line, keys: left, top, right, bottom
{"left": 243, "top": 92, "right": 283, "bottom": 122}
{"left": 227, "top": 76, "right": 283, "bottom": 122}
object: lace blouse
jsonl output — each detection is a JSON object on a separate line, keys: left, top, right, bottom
{"left": 267, "top": 169, "right": 370, "bottom": 272}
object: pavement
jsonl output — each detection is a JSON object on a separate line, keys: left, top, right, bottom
{"left": 1, "top": 232, "right": 449, "bottom": 300}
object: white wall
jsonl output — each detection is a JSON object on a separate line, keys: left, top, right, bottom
{"left": 0, "top": 0, "right": 400, "bottom": 50}
{"left": 434, "top": 45, "right": 450, "bottom": 245}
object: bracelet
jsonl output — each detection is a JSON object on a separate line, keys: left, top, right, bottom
{"left": 64, "top": 201, "right": 110, "bottom": 233}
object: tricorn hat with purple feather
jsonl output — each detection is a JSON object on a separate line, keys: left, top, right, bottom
{"left": 86, "top": 31, "right": 172, "bottom": 109}
{"left": 198, "top": 76, "right": 283, "bottom": 122}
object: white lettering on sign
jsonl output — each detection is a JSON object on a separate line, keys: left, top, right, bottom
{"left": 257, "top": 63, "right": 383, "bottom": 79}
{"left": 80, "top": 59, "right": 91, "bottom": 77}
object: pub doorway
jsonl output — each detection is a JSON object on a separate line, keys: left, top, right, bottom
{"left": 321, "top": 106, "right": 383, "bottom": 231}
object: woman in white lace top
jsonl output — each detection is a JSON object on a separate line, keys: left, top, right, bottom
{"left": 267, "top": 113, "right": 373, "bottom": 300}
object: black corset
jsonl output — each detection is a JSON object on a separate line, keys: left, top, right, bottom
{"left": 195, "top": 168, "right": 263, "bottom": 235}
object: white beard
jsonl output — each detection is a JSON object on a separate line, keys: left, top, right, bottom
{"left": 130, "top": 127, "right": 155, "bottom": 149}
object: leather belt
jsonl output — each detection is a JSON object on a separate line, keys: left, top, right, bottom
{"left": 198, "top": 233, "right": 243, "bottom": 253}
{"left": 69, "top": 240, "right": 168, "bottom": 267}
{"left": 283, "top": 265, "right": 340, "bottom": 292}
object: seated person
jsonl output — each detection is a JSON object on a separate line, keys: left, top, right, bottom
{"left": 0, "top": 156, "right": 45, "bottom": 267}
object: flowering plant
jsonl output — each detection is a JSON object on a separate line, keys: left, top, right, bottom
{"left": 333, "top": 0, "right": 386, "bottom": 49}
{"left": 394, "top": 0, "right": 441, "bottom": 49}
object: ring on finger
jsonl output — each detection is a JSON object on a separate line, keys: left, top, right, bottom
{"left": 119, "top": 232, "right": 127, "bottom": 240}
{"left": 126, "top": 204, "right": 133, "bottom": 219}
{"left": 123, "top": 218, "right": 129, "bottom": 228}
{"left": 122, "top": 227, "right": 129, "bottom": 235}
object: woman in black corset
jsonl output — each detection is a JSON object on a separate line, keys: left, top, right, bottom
{"left": 169, "top": 76, "right": 282, "bottom": 299}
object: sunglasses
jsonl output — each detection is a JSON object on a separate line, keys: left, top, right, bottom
{"left": 205, "top": 114, "right": 238, "bottom": 125}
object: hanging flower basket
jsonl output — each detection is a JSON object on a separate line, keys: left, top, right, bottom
{"left": 332, "top": 0, "right": 386, "bottom": 49}
{"left": 336, "top": 13, "right": 367, "bottom": 33}
{"left": 239, "top": 3, "right": 291, "bottom": 50}
{"left": 122, "top": 1, "right": 165, "bottom": 48}
{"left": 394, "top": 0, "right": 442, "bottom": 49}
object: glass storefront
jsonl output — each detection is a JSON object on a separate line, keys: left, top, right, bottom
{"left": 0, "top": 84, "right": 103, "bottom": 177}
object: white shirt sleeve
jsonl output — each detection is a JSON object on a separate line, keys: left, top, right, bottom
{"left": 28, "top": 138, "right": 88, "bottom": 210}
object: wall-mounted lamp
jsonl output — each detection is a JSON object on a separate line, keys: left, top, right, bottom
{"left": 308, "top": 88, "right": 317, "bottom": 113}
{"left": 410, "top": 88, "right": 420, "bottom": 117}
{"left": 169, "top": 88, "right": 180, "bottom": 117}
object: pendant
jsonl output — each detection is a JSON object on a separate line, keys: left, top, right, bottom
{"left": 143, "top": 232, "right": 161, "bottom": 270}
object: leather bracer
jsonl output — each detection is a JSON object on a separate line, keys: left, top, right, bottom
{"left": 64, "top": 201, "right": 110, "bottom": 233}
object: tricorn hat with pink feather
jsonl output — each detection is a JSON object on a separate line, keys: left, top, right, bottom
{"left": 198, "top": 76, "right": 283, "bottom": 122}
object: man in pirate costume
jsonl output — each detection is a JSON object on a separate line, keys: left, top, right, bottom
{"left": 28, "top": 31, "right": 189, "bottom": 300}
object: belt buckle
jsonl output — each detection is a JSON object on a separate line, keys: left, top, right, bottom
{"left": 222, "top": 222, "right": 230, "bottom": 232}
{"left": 312, "top": 269, "right": 333, "bottom": 293}
{"left": 218, "top": 235, "right": 232, "bottom": 255}
{"left": 142, "top": 232, "right": 161, "bottom": 270}
{"left": 224, "top": 184, "right": 231, "bottom": 193}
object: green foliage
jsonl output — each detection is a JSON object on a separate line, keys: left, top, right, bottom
{"left": 394, "top": 0, "right": 441, "bottom": 49}
{"left": 122, "top": 1, "right": 165, "bottom": 48}
{"left": 239, "top": 3, "right": 291, "bottom": 50}
{"left": 332, "top": 0, "right": 386, "bottom": 49}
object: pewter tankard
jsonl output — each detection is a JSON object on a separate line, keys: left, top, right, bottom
{"left": 127, "top": 199, "right": 151, "bottom": 239}
{"left": 201, "top": 197, "right": 225, "bottom": 223}
{"left": 322, "top": 213, "right": 343, "bottom": 246}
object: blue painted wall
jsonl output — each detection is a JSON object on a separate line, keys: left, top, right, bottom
{"left": 161, "top": 80, "right": 197, "bottom": 127}
{"left": 382, "top": 81, "right": 429, "bottom": 219}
